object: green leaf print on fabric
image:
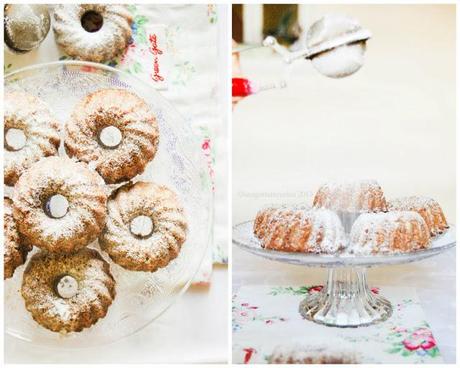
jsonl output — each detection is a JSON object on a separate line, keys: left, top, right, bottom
{"left": 269, "top": 285, "right": 323, "bottom": 296}
{"left": 386, "top": 323, "right": 440, "bottom": 359}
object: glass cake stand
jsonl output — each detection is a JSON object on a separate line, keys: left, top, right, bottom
{"left": 4, "top": 61, "right": 212, "bottom": 347}
{"left": 233, "top": 220, "right": 456, "bottom": 328}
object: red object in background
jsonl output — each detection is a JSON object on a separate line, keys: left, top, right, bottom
{"left": 232, "top": 78, "right": 254, "bottom": 97}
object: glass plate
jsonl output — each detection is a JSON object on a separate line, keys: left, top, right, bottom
{"left": 4, "top": 61, "right": 212, "bottom": 347}
{"left": 233, "top": 221, "right": 456, "bottom": 268}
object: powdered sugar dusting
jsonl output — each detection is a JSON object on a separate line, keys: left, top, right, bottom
{"left": 4, "top": 4, "right": 50, "bottom": 51}
{"left": 388, "top": 196, "right": 449, "bottom": 236}
{"left": 13, "top": 156, "right": 107, "bottom": 252}
{"left": 53, "top": 5, "right": 132, "bottom": 63}
{"left": 4, "top": 91, "right": 60, "bottom": 186}
{"left": 306, "top": 15, "right": 368, "bottom": 78}
{"left": 313, "top": 179, "right": 387, "bottom": 212}
{"left": 349, "top": 211, "right": 430, "bottom": 255}
{"left": 99, "top": 182, "right": 187, "bottom": 271}
{"left": 254, "top": 207, "right": 346, "bottom": 254}
{"left": 65, "top": 88, "right": 159, "bottom": 184}
{"left": 22, "top": 249, "right": 115, "bottom": 333}
{"left": 50, "top": 298, "right": 71, "bottom": 322}
{"left": 311, "top": 42, "right": 365, "bottom": 78}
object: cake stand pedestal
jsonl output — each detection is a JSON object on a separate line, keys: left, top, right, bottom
{"left": 299, "top": 267, "right": 392, "bottom": 327}
{"left": 233, "top": 221, "right": 455, "bottom": 328}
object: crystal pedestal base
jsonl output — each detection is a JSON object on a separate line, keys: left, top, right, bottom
{"left": 299, "top": 267, "right": 392, "bottom": 327}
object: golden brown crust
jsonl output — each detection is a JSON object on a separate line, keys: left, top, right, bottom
{"left": 21, "top": 248, "right": 116, "bottom": 333}
{"left": 99, "top": 181, "right": 187, "bottom": 272}
{"left": 253, "top": 207, "right": 345, "bottom": 254}
{"left": 4, "top": 91, "right": 60, "bottom": 186}
{"left": 4, "top": 197, "right": 32, "bottom": 279}
{"left": 64, "top": 89, "right": 159, "bottom": 184}
{"left": 388, "top": 196, "right": 449, "bottom": 236}
{"left": 12, "top": 157, "right": 108, "bottom": 253}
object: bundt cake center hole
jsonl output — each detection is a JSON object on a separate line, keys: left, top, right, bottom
{"left": 98, "top": 126, "right": 122, "bottom": 149}
{"left": 5, "top": 128, "right": 26, "bottom": 151}
{"left": 81, "top": 11, "right": 104, "bottom": 33}
{"left": 130, "top": 215, "right": 154, "bottom": 238}
{"left": 54, "top": 274, "right": 79, "bottom": 299}
{"left": 45, "top": 194, "right": 69, "bottom": 219}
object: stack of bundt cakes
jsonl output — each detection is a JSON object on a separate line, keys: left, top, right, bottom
{"left": 4, "top": 88, "right": 187, "bottom": 334}
{"left": 254, "top": 180, "right": 449, "bottom": 255}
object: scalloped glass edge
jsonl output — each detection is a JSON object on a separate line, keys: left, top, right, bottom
{"left": 233, "top": 220, "right": 456, "bottom": 268}
{"left": 4, "top": 61, "right": 214, "bottom": 348}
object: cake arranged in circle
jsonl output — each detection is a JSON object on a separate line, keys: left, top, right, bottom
{"left": 65, "top": 89, "right": 159, "bottom": 184}
{"left": 4, "top": 197, "right": 32, "bottom": 279}
{"left": 388, "top": 196, "right": 449, "bottom": 237}
{"left": 99, "top": 181, "right": 188, "bottom": 272}
{"left": 349, "top": 211, "right": 431, "bottom": 254}
{"left": 4, "top": 91, "right": 60, "bottom": 186}
{"left": 313, "top": 179, "right": 388, "bottom": 213}
{"left": 12, "top": 157, "right": 108, "bottom": 253}
{"left": 53, "top": 4, "right": 133, "bottom": 63}
{"left": 21, "top": 248, "right": 116, "bottom": 333}
{"left": 253, "top": 207, "right": 346, "bottom": 254}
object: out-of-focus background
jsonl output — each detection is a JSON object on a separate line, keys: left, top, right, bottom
{"left": 232, "top": 4, "right": 456, "bottom": 363}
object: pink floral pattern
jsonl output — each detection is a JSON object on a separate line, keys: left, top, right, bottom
{"left": 232, "top": 299, "right": 287, "bottom": 332}
{"left": 270, "top": 285, "right": 380, "bottom": 296}
{"left": 387, "top": 323, "right": 440, "bottom": 358}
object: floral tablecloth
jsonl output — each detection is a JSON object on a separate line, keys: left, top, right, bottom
{"left": 233, "top": 284, "right": 444, "bottom": 364}
{"left": 4, "top": 4, "right": 228, "bottom": 283}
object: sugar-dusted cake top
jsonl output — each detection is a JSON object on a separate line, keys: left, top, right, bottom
{"left": 349, "top": 211, "right": 430, "bottom": 254}
{"left": 388, "top": 196, "right": 449, "bottom": 236}
{"left": 313, "top": 179, "right": 387, "bottom": 213}
{"left": 253, "top": 206, "right": 346, "bottom": 254}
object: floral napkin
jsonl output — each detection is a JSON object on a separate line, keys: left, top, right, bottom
{"left": 233, "top": 284, "right": 443, "bottom": 364}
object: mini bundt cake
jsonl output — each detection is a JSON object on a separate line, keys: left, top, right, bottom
{"left": 4, "top": 91, "right": 60, "bottom": 186}
{"left": 268, "top": 344, "right": 359, "bottom": 364}
{"left": 21, "top": 248, "right": 116, "bottom": 333}
{"left": 99, "top": 181, "right": 188, "bottom": 272}
{"left": 388, "top": 196, "right": 449, "bottom": 236}
{"left": 313, "top": 180, "right": 387, "bottom": 213}
{"left": 4, "top": 198, "right": 32, "bottom": 279}
{"left": 349, "top": 211, "right": 431, "bottom": 255}
{"left": 12, "top": 157, "right": 108, "bottom": 253}
{"left": 65, "top": 89, "right": 159, "bottom": 184}
{"left": 253, "top": 207, "right": 346, "bottom": 254}
{"left": 53, "top": 4, "right": 133, "bottom": 63}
